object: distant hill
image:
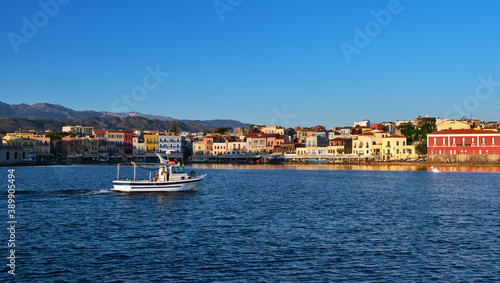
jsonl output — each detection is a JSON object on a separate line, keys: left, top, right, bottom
{"left": 0, "top": 117, "right": 213, "bottom": 133}
{"left": 0, "top": 101, "right": 252, "bottom": 129}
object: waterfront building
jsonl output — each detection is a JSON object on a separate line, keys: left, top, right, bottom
{"left": 305, "top": 136, "right": 329, "bottom": 155}
{"left": 274, "top": 142, "right": 304, "bottom": 155}
{"left": 92, "top": 129, "right": 108, "bottom": 155}
{"left": 133, "top": 136, "right": 145, "bottom": 157}
{"left": 61, "top": 136, "right": 83, "bottom": 159}
{"left": 0, "top": 145, "right": 30, "bottom": 163}
{"left": 213, "top": 139, "right": 228, "bottom": 155}
{"left": 105, "top": 130, "right": 132, "bottom": 155}
{"left": 33, "top": 134, "right": 51, "bottom": 156}
{"left": 82, "top": 137, "right": 98, "bottom": 157}
{"left": 2, "top": 134, "right": 35, "bottom": 157}
{"left": 353, "top": 133, "right": 374, "bottom": 156}
{"left": 381, "top": 135, "right": 417, "bottom": 161}
{"left": 192, "top": 140, "right": 205, "bottom": 156}
{"left": 327, "top": 138, "right": 345, "bottom": 155}
{"left": 427, "top": 129, "right": 500, "bottom": 162}
{"left": 228, "top": 139, "right": 247, "bottom": 155}
{"left": 158, "top": 133, "right": 188, "bottom": 158}
{"left": 247, "top": 133, "right": 269, "bottom": 155}
{"left": 144, "top": 131, "right": 159, "bottom": 153}
{"left": 62, "top": 125, "right": 94, "bottom": 136}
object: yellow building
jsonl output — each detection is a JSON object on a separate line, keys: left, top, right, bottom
{"left": 2, "top": 135, "right": 35, "bottom": 153}
{"left": 437, "top": 120, "right": 471, "bottom": 131}
{"left": 144, "top": 131, "right": 159, "bottom": 153}
{"left": 381, "top": 135, "right": 418, "bottom": 160}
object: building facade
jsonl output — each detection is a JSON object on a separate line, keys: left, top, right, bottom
{"left": 427, "top": 129, "right": 500, "bottom": 162}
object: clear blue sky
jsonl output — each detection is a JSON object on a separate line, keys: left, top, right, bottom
{"left": 2, "top": 0, "right": 500, "bottom": 127}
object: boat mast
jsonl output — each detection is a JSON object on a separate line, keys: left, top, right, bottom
{"left": 133, "top": 162, "right": 136, "bottom": 181}
{"left": 117, "top": 163, "right": 120, "bottom": 180}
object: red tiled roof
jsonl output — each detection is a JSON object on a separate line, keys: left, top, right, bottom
{"left": 428, "top": 129, "right": 500, "bottom": 135}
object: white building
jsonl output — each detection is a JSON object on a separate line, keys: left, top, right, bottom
{"left": 133, "top": 137, "right": 145, "bottom": 156}
{"left": 354, "top": 120, "right": 371, "bottom": 128}
{"left": 261, "top": 125, "right": 285, "bottom": 135}
{"left": 158, "top": 134, "right": 187, "bottom": 157}
{"left": 213, "top": 140, "right": 228, "bottom": 155}
{"left": 62, "top": 125, "right": 94, "bottom": 136}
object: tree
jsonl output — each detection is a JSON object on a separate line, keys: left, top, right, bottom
{"left": 215, "top": 127, "right": 231, "bottom": 135}
{"left": 171, "top": 122, "right": 179, "bottom": 135}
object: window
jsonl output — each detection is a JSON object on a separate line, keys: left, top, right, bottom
{"left": 493, "top": 137, "right": 495, "bottom": 145}
{"left": 453, "top": 138, "right": 456, "bottom": 144}
{"left": 471, "top": 137, "right": 475, "bottom": 144}
{"left": 462, "top": 138, "right": 465, "bottom": 145}
{"left": 397, "top": 149, "right": 400, "bottom": 154}
{"left": 443, "top": 138, "right": 446, "bottom": 145}
{"left": 479, "top": 150, "right": 482, "bottom": 155}
{"left": 482, "top": 137, "right": 485, "bottom": 144}
{"left": 403, "top": 141, "right": 406, "bottom": 146}
{"left": 486, "top": 150, "right": 489, "bottom": 155}
{"left": 433, "top": 138, "right": 436, "bottom": 145}
{"left": 472, "top": 150, "right": 475, "bottom": 154}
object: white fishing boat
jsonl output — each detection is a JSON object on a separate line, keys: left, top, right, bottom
{"left": 112, "top": 153, "right": 206, "bottom": 193}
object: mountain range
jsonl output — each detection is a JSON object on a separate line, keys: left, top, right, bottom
{"left": 0, "top": 102, "right": 251, "bottom": 132}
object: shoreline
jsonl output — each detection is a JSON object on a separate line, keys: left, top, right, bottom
{"left": 3, "top": 160, "right": 500, "bottom": 173}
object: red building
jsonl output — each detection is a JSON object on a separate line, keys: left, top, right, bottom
{"left": 427, "top": 129, "right": 500, "bottom": 162}
{"left": 124, "top": 130, "right": 133, "bottom": 155}
{"left": 371, "top": 123, "right": 389, "bottom": 132}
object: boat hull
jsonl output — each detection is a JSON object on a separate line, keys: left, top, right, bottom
{"left": 111, "top": 175, "right": 206, "bottom": 193}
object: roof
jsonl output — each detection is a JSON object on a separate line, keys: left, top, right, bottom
{"left": 383, "top": 135, "right": 406, "bottom": 138}
{"left": 428, "top": 129, "right": 500, "bottom": 135}
{"left": 247, "top": 133, "right": 273, "bottom": 138}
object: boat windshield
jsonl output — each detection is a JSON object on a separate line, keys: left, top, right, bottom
{"left": 171, "top": 166, "right": 186, "bottom": 174}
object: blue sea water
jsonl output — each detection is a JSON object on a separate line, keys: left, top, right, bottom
{"left": 1, "top": 165, "right": 499, "bottom": 282}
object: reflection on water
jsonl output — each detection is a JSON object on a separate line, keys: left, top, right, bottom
{"left": 191, "top": 163, "right": 500, "bottom": 173}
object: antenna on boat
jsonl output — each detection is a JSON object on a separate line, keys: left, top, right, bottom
{"left": 156, "top": 152, "right": 169, "bottom": 164}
